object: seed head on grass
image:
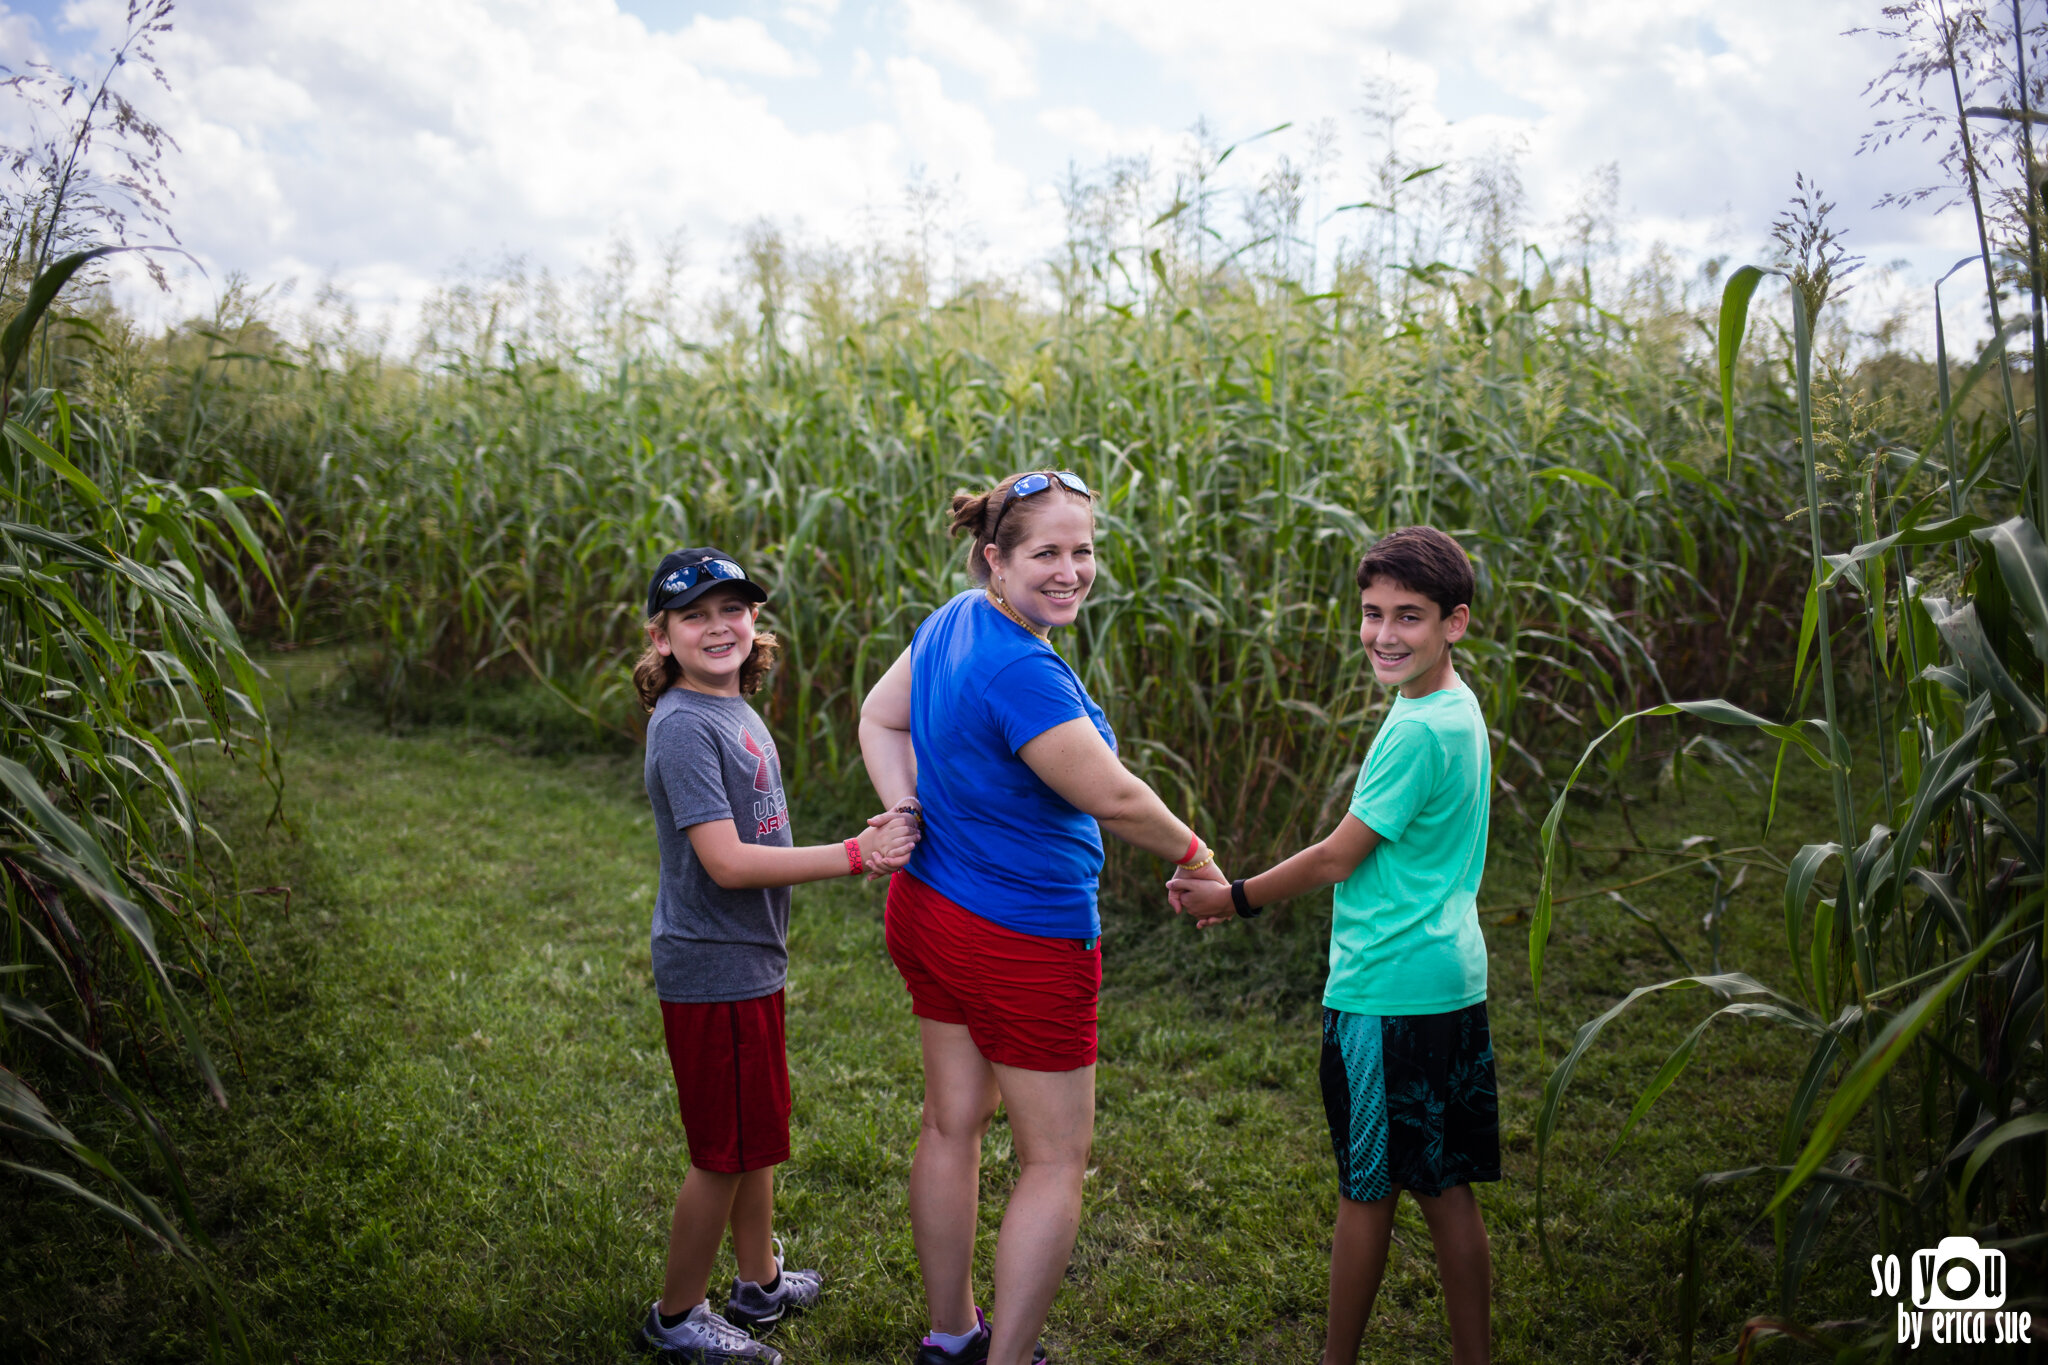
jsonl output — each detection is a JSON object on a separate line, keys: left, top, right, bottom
{"left": 1770, "top": 173, "right": 1862, "bottom": 328}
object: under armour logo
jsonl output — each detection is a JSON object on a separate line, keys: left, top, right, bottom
{"left": 740, "top": 727, "right": 773, "bottom": 793}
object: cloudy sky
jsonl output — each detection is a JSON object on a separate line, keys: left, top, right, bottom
{"left": 0, "top": 0, "right": 1988, "bottom": 344}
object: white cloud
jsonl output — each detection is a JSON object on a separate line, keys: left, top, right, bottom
{"left": 187, "top": 64, "right": 321, "bottom": 129}
{"left": 32, "top": 0, "right": 910, "bottom": 322}
{"left": 884, "top": 55, "right": 1048, "bottom": 233}
{"left": 1036, "top": 105, "right": 1170, "bottom": 159}
{"left": 672, "top": 15, "right": 815, "bottom": 78}
{"left": 0, "top": 5, "right": 38, "bottom": 59}
{"left": 898, "top": 0, "right": 1037, "bottom": 100}
{"left": 0, "top": 0, "right": 1972, "bottom": 346}
{"left": 1027, "top": 0, "right": 1959, "bottom": 262}
{"left": 781, "top": 0, "right": 841, "bottom": 38}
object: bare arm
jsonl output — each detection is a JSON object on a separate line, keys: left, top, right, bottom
{"left": 1168, "top": 814, "right": 1382, "bottom": 928}
{"left": 685, "top": 817, "right": 916, "bottom": 891}
{"left": 1017, "top": 716, "right": 1220, "bottom": 874}
{"left": 859, "top": 646, "right": 918, "bottom": 812}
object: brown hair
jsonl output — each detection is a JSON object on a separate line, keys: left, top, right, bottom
{"left": 632, "top": 608, "right": 781, "bottom": 710}
{"left": 1356, "top": 526, "right": 1475, "bottom": 616}
{"left": 947, "top": 470, "right": 1097, "bottom": 583}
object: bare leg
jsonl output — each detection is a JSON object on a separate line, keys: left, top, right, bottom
{"left": 728, "top": 1166, "right": 779, "bottom": 1286}
{"left": 986, "top": 1062, "right": 1095, "bottom": 1365}
{"left": 1322, "top": 1192, "right": 1398, "bottom": 1365}
{"left": 1412, "top": 1184, "right": 1491, "bottom": 1365}
{"left": 910, "top": 1019, "right": 1002, "bottom": 1337}
{"left": 659, "top": 1164, "right": 742, "bottom": 1315}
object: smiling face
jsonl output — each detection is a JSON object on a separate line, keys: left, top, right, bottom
{"left": 1359, "top": 574, "right": 1469, "bottom": 698}
{"left": 984, "top": 496, "right": 1096, "bottom": 631}
{"left": 652, "top": 585, "right": 759, "bottom": 695}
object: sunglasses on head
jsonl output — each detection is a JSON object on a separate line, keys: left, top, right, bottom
{"left": 989, "top": 470, "right": 1091, "bottom": 536}
{"left": 658, "top": 559, "right": 749, "bottom": 600}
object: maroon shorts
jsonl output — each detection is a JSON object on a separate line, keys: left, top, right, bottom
{"left": 659, "top": 990, "right": 791, "bottom": 1174}
{"left": 884, "top": 871, "right": 1100, "bottom": 1072}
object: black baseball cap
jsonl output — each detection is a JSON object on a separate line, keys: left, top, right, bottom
{"left": 645, "top": 547, "right": 769, "bottom": 616}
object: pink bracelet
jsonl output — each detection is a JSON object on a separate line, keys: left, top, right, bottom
{"left": 844, "top": 836, "right": 864, "bottom": 877}
{"left": 1177, "top": 832, "right": 1201, "bottom": 866}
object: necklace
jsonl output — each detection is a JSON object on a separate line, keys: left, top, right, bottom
{"left": 985, "top": 586, "right": 1049, "bottom": 639}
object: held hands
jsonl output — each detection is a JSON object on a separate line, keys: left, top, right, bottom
{"left": 1166, "top": 867, "right": 1238, "bottom": 929}
{"left": 1164, "top": 837, "right": 1233, "bottom": 929}
{"left": 859, "top": 802, "right": 922, "bottom": 878}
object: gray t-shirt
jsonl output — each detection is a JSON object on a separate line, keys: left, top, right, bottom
{"left": 643, "top": 687, "right": 794, "bottom": 1003}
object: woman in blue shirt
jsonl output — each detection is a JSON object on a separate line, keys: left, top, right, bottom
{"left": 859, "top": 470, "right": 1226, "bottom": 1365}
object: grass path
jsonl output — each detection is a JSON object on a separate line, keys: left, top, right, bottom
{"left": 4, "top": 684, "right": 1862, "bottom": 1363}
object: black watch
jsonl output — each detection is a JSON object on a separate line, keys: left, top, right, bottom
{"left": 1231, "top": 878, "right": 1262, "bottom": 919}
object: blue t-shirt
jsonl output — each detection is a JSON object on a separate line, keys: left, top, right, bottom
{"left": 905, "top": 590, "right": 1115, "bottom": 939}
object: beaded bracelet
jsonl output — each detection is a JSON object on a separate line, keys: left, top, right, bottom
{"left": 1180, "top": 848, "right": 1217, "bottom": 874}
{"left": 843, "top": 836, "right": 864, "bottom": 877}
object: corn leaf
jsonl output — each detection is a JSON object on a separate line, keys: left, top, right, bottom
{"left": 1768, "top": 905, "right": 2027, "bottom": 1214}
{"left": 1958, "top": 1113, "right": 2048, "bottom": 1208}
{"left": 1717, "top": 265, "right": 1767, "bottom": 474}
{"left": 1976, "top": 515, "right": 2048, "bottom": 662}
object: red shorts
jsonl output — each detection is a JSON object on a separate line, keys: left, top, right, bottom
{"left": 884, "top": 871, "right": 1100, "bottom": 1072}
{"left": 660, "top": 991, "right": 791, "bottom": 1174}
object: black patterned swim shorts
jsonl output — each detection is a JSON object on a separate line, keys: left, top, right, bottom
{"left": 1319, "top": 1001, "right": 1501, "bottom": 1201}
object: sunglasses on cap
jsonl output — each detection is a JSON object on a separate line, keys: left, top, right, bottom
{"left": 989, "top": 470, "right": 1091, "bottom": 536}
{"left": 657, "top": 558, "right": 748, "bottom": 599}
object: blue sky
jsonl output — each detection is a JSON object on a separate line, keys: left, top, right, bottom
{"left": 0, "top": 0, "right": 1979, "bottom": 343}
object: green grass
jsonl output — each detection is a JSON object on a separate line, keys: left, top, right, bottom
{"left": 3, "top": 663, "right": 1870, "bottom": 1364}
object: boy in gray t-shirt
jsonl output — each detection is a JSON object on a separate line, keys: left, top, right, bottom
{"left": 631, "top": 547, "right": 919, "bottom": 1361}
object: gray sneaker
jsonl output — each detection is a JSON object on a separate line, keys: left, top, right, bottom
{"left": 723, "top": 1237, "right": 824, "bottom": 1333}
{"left": 638, "top": 1299, "right": 784, "bottom": 1364}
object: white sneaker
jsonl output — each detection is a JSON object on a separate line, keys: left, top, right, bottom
{"left": 724, "top": 1237, "right": 825, "bottom": 1332}
{"left": 637, "top": 1299, "right": 785, "bottom": 1363}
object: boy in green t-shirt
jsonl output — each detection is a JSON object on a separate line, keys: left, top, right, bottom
{"left": 1169, "top": 526, "right": 1497, "bottom": 1365}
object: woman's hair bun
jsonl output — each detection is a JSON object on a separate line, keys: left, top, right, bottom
{"left": 948, "top": 490, "right": 989, "bottom": 540}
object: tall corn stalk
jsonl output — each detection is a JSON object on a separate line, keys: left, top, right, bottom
{"left": 165, "top": 232, "right": 1818, "bottom": 898}
{"left": 1529, "top": 12, "right": 2048, "bottom": 1339}
{"left": 0, "top": 247, "right": 276, "bottom": 1361}
{"left": 1, "top": 7, "right": 275, "bottom": 1351}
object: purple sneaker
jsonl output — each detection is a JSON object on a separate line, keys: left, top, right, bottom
{"left": 914, "top": 1308, "right": 1046, "bottom": 1364}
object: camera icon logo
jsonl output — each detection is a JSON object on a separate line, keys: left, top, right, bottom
{"left": 1912, "top": 1236, "right": 2006, "bottom": 1310}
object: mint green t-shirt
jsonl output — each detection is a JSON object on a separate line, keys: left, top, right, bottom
{"left": 1324, "top": 678, "right": 1490, "bottom": 1017}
